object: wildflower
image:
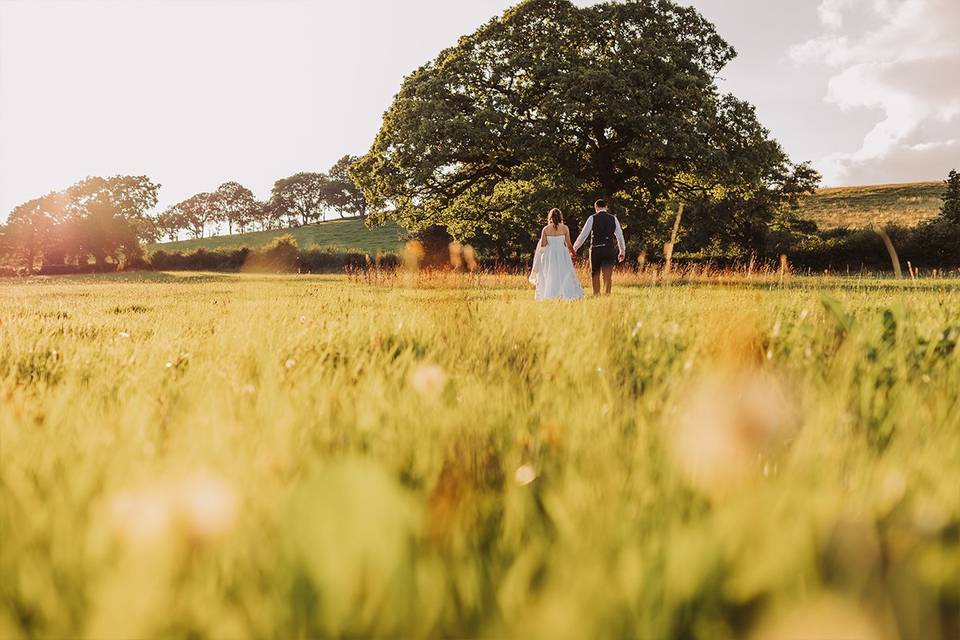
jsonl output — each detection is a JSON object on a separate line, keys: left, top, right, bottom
{"left": 110, "top": 470, "right": 239, "bottom": 547}
{"left": 410, "top": 363, "right": 447, "bottom": 398}
{"left": 175, "top": 471, "right": 239, "bottom": 542}
{"left": 515, "top": 465, "right": 537, "bottom": 486}
{"left": 751, "top": 596, "right": 883, "bottom": 640}
{"left": 670, "top": 368, "right": 798, "bottom": 497}
{"left": 117, "top": 331, "right": 130, "bottom": 339}
{"left": 285, "top": 358, "right": 297, "bottom": 370}
{"left": 241, "top": 384, "right": 256, "bottom": 395}
{"left": 912, "top": 499, "right": 948, "bottom": 535}
{"left": 539, "top": 422, "right": 562, "bottom": 448}
{"left": 110, "top": 488, "right": 173, "bottom": 546}
{"left": 877, "top": 470, "right": 907, "bottom": 515}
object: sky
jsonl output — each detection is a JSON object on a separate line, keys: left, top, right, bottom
{"left": 1, "top": 0, "right": 957, "bottom": 220}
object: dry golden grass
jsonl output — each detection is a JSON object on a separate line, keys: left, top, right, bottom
{"left": 798, "top": 181, "right": 945, "bottom": 229}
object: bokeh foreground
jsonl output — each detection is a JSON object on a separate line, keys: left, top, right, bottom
{"left": 2, "top": 272, "right": 958, "bottom": 639}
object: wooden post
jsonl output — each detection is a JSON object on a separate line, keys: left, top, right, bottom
{"left": 663, "top": 203, "right": 684, "bottom": 278}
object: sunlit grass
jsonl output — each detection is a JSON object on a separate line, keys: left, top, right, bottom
{"left": 1, "top": 272, "right": 958, "bottom": 639}
{"left": 799, "top": 181, "right": 944, "bottom": 229}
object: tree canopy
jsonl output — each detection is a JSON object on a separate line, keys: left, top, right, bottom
{"left": 212, "top": 182, "right": 261, "bottom": 234}
{"left": 941, "top": 169, "right": 960, "bottom": 225}
{"left": 270, "top": 173, "right": 330, "bottom": 227}
{"left": 353, "top": 0, "right": 818, "bottom": 258}
{"left": 3, "top": 176, "right": 159, "bottom": 270}
{"left": 326, "top": 156, "right": 368, "bottom": 219}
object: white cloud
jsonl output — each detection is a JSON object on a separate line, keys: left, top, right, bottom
{"left": 790, "top": 0, "right": 960, "bottom": 185}
{"left": 817, "top": 0, "right": 856, "bottom": 28}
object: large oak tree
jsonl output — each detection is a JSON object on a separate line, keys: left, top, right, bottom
{"left": 353, "top": 0, "right": 817, "bottom": 259}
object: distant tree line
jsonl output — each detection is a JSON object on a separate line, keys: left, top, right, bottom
{"left": 0, "top": 156, "right": 368, "bottom": 271}
{"left": 156, "top": 156, "right": 367, "bottom": 242}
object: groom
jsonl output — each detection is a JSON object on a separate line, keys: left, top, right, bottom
{"left": 573, "top": 199, "right": 626, "bottom": 296}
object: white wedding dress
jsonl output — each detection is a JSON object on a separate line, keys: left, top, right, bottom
{"left": 529, "top": 235, "right": 585, "bottom": 301}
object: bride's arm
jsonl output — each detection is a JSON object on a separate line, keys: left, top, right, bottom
{"left": 573, "top": 217, "right": 592, "bottom": 252}
{"left": 564, "top": 226, "right": 575, "bottom": 255}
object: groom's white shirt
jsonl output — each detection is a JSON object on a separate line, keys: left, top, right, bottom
{"left": 573, "top": 210, "right": 626, "bottom": 254}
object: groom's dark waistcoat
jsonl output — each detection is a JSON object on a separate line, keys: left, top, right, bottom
{"left": 590, "top": 212, "right": 617, "bottom": 248}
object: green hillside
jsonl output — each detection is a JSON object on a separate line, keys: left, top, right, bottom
{"left": 797, "top": 181, "right": 945, "bottom": 229}
{"left": 148, "top": 218, "right": 406, "bottom": 254}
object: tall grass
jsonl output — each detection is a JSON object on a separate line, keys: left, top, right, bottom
{"left": 1, "top": 272, "right": 958, "bottom": 639}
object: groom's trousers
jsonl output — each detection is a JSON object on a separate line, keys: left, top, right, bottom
{"left": 589, "top": 245, "right": 618, "bottom": 276}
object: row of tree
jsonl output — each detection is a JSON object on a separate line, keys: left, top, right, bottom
{"left": 0, "top": 156, "right": 367, "bottom": 270}
{"left": 156, "top": 156, "right": 366, "bottom": 242}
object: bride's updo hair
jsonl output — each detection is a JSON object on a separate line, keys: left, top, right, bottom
{"left": 548, "top": 208, "right": 563, "bottom": 229}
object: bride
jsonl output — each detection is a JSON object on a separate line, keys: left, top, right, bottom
{"left": 529, "top": 208, "right": 585, "bottom": 301}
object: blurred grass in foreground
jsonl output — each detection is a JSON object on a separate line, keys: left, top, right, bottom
{"left": 1, "top": 272, "right": 958, "bottom": 639}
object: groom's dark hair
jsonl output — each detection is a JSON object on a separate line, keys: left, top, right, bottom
{"left": 595, "top": 199, "right": 607, "bottom": 209}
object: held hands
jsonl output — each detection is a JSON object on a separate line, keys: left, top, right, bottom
{"left": 618, "top": 253, "right": 625, "bottom": 263}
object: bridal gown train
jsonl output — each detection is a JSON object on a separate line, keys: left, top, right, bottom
{"left": 529, "top": 235, "right": 585, "bottom": 301}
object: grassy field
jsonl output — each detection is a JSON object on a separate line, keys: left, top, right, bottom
{"left": 2, "top": 271, "right": 959, "bottom": 639}
{"left": 798, "top": 182, "right": 945, "bottom": 230}
{"left": 148, "top": 218, "right": 406, "bottom": 254}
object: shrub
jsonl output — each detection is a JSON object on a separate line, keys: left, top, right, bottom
{"left": 242, "top": 236, "right": 299, "bottom": 273}
{"left": 147, "top": 247, "right": 250, "bottom": 271}
{"left": 36, "top": 265, "right": 87, "bottom": 276}
{"left": 783, "top": 222, "right": 960, "bottom": 272}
